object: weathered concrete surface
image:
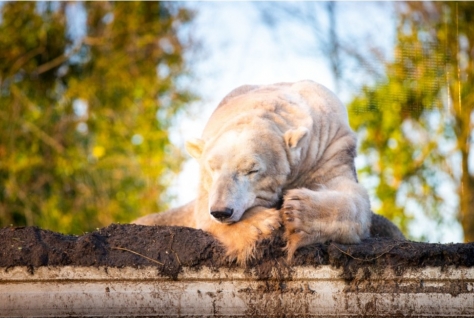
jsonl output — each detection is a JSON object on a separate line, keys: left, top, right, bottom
{"left": 1, "top": 265, "right": 474, "bottom": 317}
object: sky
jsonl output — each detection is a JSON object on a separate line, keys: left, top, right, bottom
{"left": 165, "top": 2, "right": 463, "bottom": 243}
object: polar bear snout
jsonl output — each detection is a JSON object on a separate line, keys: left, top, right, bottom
{"left": 210, "top": 207, "right": 234, "bottom": 222}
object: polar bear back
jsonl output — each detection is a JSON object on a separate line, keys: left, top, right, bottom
{"left": 204, "top": 80, "right": 351, "bottom": 142}
{"left": 217, "top": 81, "right": 347, "bottom": 116}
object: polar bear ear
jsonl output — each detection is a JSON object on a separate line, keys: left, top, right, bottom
{"left": 185, "top": 138, "right": 205, "bottom": 159}
{"left": 284, "top": 127, "right": 308, "bottom": 149}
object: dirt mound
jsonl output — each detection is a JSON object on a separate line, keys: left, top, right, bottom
{"left": 1, "top": 224, "right": 473, "bottom": 280}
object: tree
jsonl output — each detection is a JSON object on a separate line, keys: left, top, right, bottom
{"left": 348, "top": 2, "right": 474, "bottom": 241}
{"left": 0, "top": 2, "right": 196, "bottom": 234}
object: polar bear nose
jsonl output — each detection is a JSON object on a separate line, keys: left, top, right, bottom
{"left": 210, "top": 207, "right": 234, "bottom": 221}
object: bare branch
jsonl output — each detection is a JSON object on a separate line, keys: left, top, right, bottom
{"left": 35, "top": 40, "right": 84, "bottom": 75}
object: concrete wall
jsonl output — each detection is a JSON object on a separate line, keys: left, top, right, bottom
{"left": 1, "top": 265, "right": 474, "bottom": 317}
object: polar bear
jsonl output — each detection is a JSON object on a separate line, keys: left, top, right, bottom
{"left": 134, "top": 81, "right": 403, "bottom": 264}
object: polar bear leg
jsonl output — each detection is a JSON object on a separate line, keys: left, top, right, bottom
{"left": 281, "top": 180, "right": 371, "bottom": 259}
{"left": 132, "top": 200, "right": 196, "bottom": 228}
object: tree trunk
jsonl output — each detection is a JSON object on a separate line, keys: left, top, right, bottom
{"left": 459, "top": 149, "right": 474, "bottom": 242}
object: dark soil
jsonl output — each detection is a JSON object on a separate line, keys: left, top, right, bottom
{"left": 1, "top": 224, "right": 473, "bottom": 280}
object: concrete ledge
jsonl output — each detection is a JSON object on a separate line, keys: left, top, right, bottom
{"left": 2, "top": 265, "right": 474, "bottom": 317}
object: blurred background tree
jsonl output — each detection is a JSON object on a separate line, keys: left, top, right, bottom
{"left": 0, "top": 2, "right": 196, "bottom": 234}
{"left": 348, "top": 2, "right": 474, "bottom": 241}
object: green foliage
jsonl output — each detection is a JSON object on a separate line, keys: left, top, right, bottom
{"left": 0, "top": 2, "right": 197, "bottom": 234}
{"left": 348, "top": 2, "right": 474, "bottom": 241}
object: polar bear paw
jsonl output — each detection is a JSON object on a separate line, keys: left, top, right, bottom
{"left": 210, "top": 207, "right": 282, "bottom": 266}
{"left": 281, "top": 188, "right": 331, "bottom": 260}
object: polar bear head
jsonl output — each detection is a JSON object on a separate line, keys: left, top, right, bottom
{"left": 186, "top": 125, "right": 308, "bottom": 224}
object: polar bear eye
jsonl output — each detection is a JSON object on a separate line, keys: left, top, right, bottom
{"left": 246, "top": 169, "right": 259, "bottom": 175}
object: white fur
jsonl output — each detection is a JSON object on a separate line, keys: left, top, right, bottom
{"left": 134, "top": 80, "right": 372, "bottom": 264}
